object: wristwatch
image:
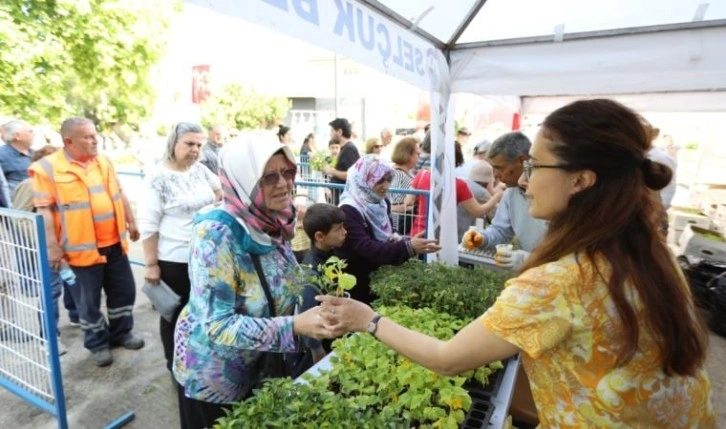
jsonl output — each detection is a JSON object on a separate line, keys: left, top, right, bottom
{"left": 367, "top": 314, "right": 382, "bottom": 335}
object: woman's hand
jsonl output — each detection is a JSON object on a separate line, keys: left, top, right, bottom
{"left": 409, "top": 231, "right": 442, "bottom": 254}
{"left": 293, "top": 306, "right": 341, "bottom": 340}
{"left": 144, "top": 264, "right": 161, "bottom": 285}
{"left": 316, "top": 295, "right": 376, "bottom": 334}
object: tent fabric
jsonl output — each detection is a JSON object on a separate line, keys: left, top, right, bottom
{"left": 522, "top": 92, "right": 726, "bottom": 114}
{"left": 450, "top": 25, "right": 726, "bottom": 97}
{"left": 185, "top": 0, "right": 726, "bottom": 265}
{"left": 379, "top": 0, "right": 726, "bottom": 46}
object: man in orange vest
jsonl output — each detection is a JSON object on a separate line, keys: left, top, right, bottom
{"left": 30, "top": 117, "right": 143, "bottom": 367}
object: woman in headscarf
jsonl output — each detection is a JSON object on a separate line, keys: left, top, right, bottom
{"left": 172, "top": 136, "right": 333, "bottom": 429}
{"left": 333, "top": 155, "right": 441, "bottom": 305}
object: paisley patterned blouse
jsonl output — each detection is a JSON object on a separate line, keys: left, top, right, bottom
{"left": 482, "top": 253, "right": 714, "bottom": 428}
{"left": 172, "top": 217, "right": 300, "bottom": 404}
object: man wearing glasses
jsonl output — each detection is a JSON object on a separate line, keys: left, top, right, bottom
{"left": 472, "top": 131, "right": 547, "bottom": 254}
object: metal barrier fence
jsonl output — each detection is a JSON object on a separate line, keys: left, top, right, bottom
{"left": 0, "top": 208, "right": 67, "bottom": 429}
{"left": 117, "top": 164, "right": 431, "bottom": 267}
{"left": 295, "top": 162, "right": 430, "bottom": 236}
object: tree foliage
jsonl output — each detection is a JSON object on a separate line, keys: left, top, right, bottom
{"left": 0, "top": 0, "right": 177, "bottom": 128}
{"left": 199, "top": 83, "right": 291, "bottom": 131}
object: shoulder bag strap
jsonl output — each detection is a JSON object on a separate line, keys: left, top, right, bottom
{"left": 251, "top": 254, "right": 276, "bottom": 317}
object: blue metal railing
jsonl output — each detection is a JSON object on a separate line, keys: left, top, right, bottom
{"left": 117, "top": 165, "right": 431, "bottom": 268}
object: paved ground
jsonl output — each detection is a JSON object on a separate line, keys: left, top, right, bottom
{"left": 1, "top": 241, "right": 725, "bottom": 428}
{"left": 0, "top": 245, "right": 180, "bottom": 429}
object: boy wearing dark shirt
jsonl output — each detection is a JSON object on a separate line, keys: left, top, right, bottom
{"left": 323, "top": 118, "right": 360, "bottom": 205}
{"left": 300, "top": 203, "right": 347, "bottom": 360}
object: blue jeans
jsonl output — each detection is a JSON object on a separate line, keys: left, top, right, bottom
{"left": 67, "top": 243, "right": 136, "bottom": 351}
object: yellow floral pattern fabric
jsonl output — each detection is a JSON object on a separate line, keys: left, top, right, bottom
{"left": 482, "top": 253, "right": 714, "bottom": 428}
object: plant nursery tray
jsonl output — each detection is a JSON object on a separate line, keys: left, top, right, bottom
{"left": 298, "top": 353, "right": 521, "bottom": 429}
{"left": 463, "top": 363, "right": 505, "bottom": 398}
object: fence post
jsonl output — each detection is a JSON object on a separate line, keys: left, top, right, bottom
{"left": 0, "top": 208, "right": 68, "bottom": 428}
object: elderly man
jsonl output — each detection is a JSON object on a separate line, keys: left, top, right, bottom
{"left": 30, "top": 117, "right": 143, "bottom": 367}
{"left": 474, "top": 131, "right": 547, "bottom": 253}
{"left": 0, "top": 119, "right": 35, "bottom": 196}
{"left": 200, "top": 124, "right": 226, "bottom": 174}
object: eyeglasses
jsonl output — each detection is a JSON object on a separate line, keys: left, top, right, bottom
{"left": 522, "top": 160, "right": 574, "bottom": 181}
{"left": 260, "top": 167, "right": 297, "bottom": 186}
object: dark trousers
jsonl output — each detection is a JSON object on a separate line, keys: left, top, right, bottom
{"left": 63, "top": 282, "right": 78, "bottom": 322}
{"left": 177, "top": 383, "right": 229, "bottom": 429}
{"left": 68, "top": 243, "right": 136, "bottom": 351}
{"left": 158, "top": 260, "right": 190, "bottom": 372}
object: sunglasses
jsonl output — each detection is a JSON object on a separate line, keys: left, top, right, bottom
{"left": 260, "top": 167, "right": 297, "bottom": 186}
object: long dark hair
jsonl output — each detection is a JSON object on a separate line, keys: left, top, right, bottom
{"left": 519, "top": 99, "right": 707, "bottom": 376}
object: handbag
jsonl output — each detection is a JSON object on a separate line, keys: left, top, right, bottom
{"left": 249, "top": 254, "right": 312, "bottom": 391}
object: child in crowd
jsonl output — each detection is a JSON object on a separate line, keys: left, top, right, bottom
{"left": 300, "top": 203, "right": 347, "bottom": 360}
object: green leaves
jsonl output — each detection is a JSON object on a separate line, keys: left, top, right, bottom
{"left": 217, "top": 276, "right": 508, "bottom": 428}
{"left": 308, "top": 151, "right": 334, "bottom": 171}
{"left": 371, "top": 260, "right": 509, "bottom": 320}
{"left": 299, "top": 255, "right": 357, "bottom": 297}
{"left": 0, "top": 0, "right": 177, "bottom": 128}
{"left": 199, "top": 83, "right": 290, "bottom": 131}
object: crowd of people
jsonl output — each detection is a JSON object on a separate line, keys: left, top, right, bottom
{"left": 0, "top": 99, "right": 713, "bottom": 429}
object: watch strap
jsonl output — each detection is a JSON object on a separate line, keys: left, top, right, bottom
{"left": 367, "top": 314, "right": 382, "bottom": 335}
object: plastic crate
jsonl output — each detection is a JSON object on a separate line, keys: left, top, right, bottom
{"left": 461, "top": 388, "right": 496, "bottom": 429}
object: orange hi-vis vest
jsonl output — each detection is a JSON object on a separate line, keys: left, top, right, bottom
{"left": 32, "top": 151, "right": 128, "bottom": 267}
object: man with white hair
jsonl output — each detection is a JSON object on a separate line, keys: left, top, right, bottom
{"left": 0, "top": 119, "right": 35, "bottom": 196}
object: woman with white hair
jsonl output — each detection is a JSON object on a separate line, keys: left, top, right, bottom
{"left": 137, "top": 122, "right": 222, "bottom": 372}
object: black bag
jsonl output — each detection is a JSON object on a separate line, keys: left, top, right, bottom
{"left": 249, "top": 255, "right": 312, "bottom": 390}
{"left": 678, "top": 256, "right": 726, "bottom": 309}
{"left": 708, "top": 272, "right": 726, "bottom": 338}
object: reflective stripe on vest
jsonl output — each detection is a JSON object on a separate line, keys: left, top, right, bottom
{"left": 88, "top": 185, "right": 106, "bottom": 194}
{"left": 36, "top": 154, "right": 128, "bottom": 266}
{"left": 37, "top": 157, "right": 79, "bottom": 254}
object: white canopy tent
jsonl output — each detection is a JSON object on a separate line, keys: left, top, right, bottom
{"left": 186, "top": 0, "right": 726, "bottom": 263}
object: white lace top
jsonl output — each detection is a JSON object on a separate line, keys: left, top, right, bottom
{"left": 138, "top": 162, "right": 221, "bottom": 263}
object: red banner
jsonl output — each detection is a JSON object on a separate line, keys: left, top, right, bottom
{"left": 191, "top": 65, "right": 210, "bottom": 104}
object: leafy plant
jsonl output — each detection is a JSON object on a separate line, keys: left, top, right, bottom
{"left": 308, "top": 150, "right": 333, "bottom": 171}
{"left": 324, "top": 306, "right": 503, "bottom": 428}
{"left": 370, "top": 260, "right": 509, "bottom": 320}
{"left": 300, "top": 256, "right": 357, "bottom": 297}
{"left": 218, "top": 305, "right": 505, "bottom": 428}
{"left": 214, "top": 377, "right": 404, "bottom": 429}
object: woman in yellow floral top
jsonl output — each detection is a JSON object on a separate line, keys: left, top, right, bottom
{"left": 320, "top": 99, "right": 714, "bottom": 428}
